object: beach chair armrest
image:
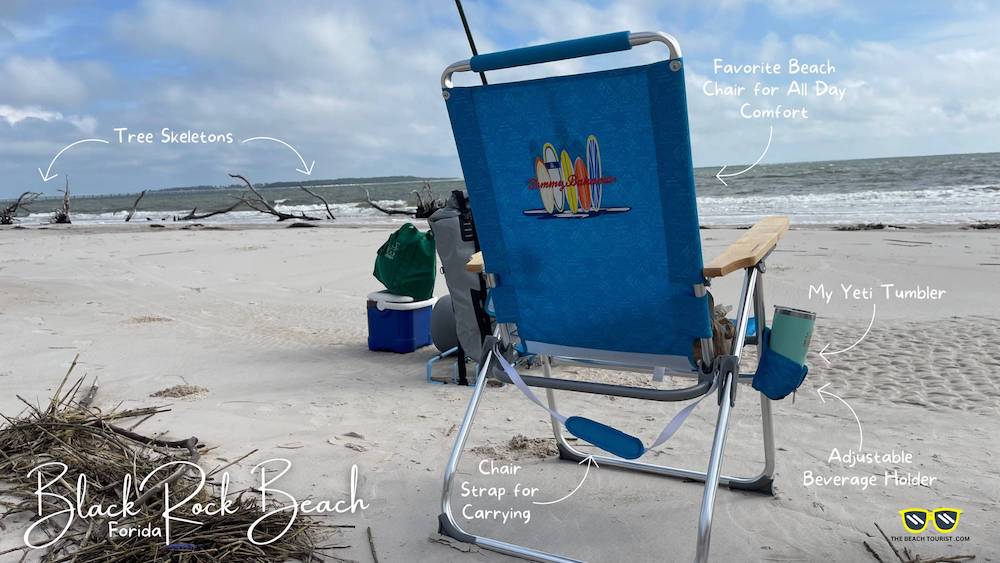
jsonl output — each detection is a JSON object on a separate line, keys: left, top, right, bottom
{"left": 703, "top": 216, "right": 789, "bottom": 278}
{"left": 466, "top": 251, "right": 485, "bottom": 273}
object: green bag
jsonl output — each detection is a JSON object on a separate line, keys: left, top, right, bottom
{"left": 373, "top": 223, "right": 436, "bottom": 300}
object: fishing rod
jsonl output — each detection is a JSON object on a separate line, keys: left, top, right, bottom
{"left": 454, "top": 0, "right": 488, "bottom": 85}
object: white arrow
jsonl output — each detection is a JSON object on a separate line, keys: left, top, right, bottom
{"left": 715, "top": 125, "right": 773, "bottom": 186}
{"left": 820, "top": 303, "right": 876, "bottom": 366}
{"left": 532, "top": 455, "right": 598, "bottom": 506}
{"left": 817, "top": 382, "right": 863, "bottom": 451}
{"left": 37, "top": 138, "right": 110, "bottom": 182}
{"left": 241, "top": 136, "right": 315, "bottom": 175}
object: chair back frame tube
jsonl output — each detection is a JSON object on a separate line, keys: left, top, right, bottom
{"left": 441, "top": 31, "right": 682, "bottom": 90}
{"left": 694, "top": 283, "right": 715, "bottom": 371}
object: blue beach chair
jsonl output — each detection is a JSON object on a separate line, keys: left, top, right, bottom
{"left": 437, "top": 30, "right": 790, "bottom": 562}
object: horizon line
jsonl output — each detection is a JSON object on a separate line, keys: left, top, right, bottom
{"left": 3, "top": 149, "right": 998, "bottom": 202}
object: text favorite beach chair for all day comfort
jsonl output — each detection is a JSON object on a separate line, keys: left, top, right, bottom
{"left": 436, "top": 31, "right": 792, "bottom": 562}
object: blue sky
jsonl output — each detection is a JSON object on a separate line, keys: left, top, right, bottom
{"left": 1, "top": 0, "right": 998, "bottom": 197}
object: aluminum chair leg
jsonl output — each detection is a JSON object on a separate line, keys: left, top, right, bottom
{"left": 439, "top": 267, "right": 776, "bottom": 562}
{"left": 438, "top": 348, "right": 584, "bottom": 563}
{"left": 695, "top": 370, "right": 735, "bottom": 562}
{"left": 753, "top": 269, "right": 777, "bottom": 480}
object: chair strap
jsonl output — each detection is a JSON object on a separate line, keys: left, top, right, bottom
{"left": 494, "top": 352, "right": 717, "bottom": 455}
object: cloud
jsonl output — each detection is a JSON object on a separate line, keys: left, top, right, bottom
{"left": 791, "top": 33, "right": 837, "bottom": 54}
{"left": 0, "top": 21, "right": 13, "bottom": 43}
{"left": 0, "top": 0, "right": 999, "bottom": 198}
{"left": 100, "top": 0, "right": 474, "bottom": 187}
{"left": 0, "top": 104, "right": 62, "bottom": 125}
{"left": 765, "top": 0, "right": 848, "bottom": 17}
{"left": 0, "top": 104, "right": 98, "bottom": 135}
{"left": 0, "top": 56, "right": 110, "bottom": 106}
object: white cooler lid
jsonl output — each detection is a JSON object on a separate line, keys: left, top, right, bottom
{"left": 367, "top": 290, "right": 437, "bottom": 311}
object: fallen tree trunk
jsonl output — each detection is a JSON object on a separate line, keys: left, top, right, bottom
{"left": 229, "top": 173, "right": 321, "bottom": 222}
{"left": 365, "top": 189, "right": 415, "bottom": 215}
{"left": 365, "top": 181, "right": 445, "bottom": 219}
{"left": 175, "top": 201, "right": 242, "bottom": 221}
{"left": 300, "top": 185, "right": 336, "bottom": 219}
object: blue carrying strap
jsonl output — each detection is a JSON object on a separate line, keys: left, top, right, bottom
{"left": 494, "top": 352, "right": 716, "bottom": 460}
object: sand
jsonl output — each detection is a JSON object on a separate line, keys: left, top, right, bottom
{"left": 1, "top": 223, "right": 998, "bottom": 561}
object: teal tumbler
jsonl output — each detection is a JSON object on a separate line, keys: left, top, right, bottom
{"left": 769, "top": 306, "right": 815, "bottom": 365}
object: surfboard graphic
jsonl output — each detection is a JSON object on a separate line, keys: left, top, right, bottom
{"left": 560, "top": 150, "right": 577, "bottom": 213}
{"left": 523, "top": 134, "right": 626, "bottom": 219}
{"left": 535, "top": 157, "right": 555, "bottom": 213}
{"left": 586, "top": 135, "right": 602, "bottom": 212}
{"left": 574, "top": 157, "right": 591, "bottom": 211}
{"left": 522, "top": 208, "right": 629, "bottom": 218}
{"left": 542, "top": 143, "right": 564, "bottom": 212}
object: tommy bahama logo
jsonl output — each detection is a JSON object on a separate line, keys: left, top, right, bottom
{"left": 523, "top": 135, "right": 630, "bottom": 219}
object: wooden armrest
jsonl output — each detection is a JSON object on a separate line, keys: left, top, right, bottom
{"left": 703, "top": 216, "right": 789, "bottom": 278}
{"left": 466, "top": 251, "right": 484, "bottom": 273}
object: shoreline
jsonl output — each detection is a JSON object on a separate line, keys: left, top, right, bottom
{"left": 2, "top": 221, "right": 998, "bottom": 235}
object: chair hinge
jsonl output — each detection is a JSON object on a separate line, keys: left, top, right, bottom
{"left": 715, "top": 354, "right": 740, "bottom": 406}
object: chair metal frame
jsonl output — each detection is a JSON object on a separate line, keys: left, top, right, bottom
{"left": 438, "top": 263, "right": 775, "bottom": 563}
{"left": 436, "top": 30, "right": 779, "bottom": 562}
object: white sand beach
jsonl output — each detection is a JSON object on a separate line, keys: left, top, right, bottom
{"left": 1, "top": 223, "right": 998, "bottom": 562}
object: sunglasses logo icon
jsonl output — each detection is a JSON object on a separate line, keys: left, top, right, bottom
{"left": 899, "top": 508, "right": 962, "bottom": 534}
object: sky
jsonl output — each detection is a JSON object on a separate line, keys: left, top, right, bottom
{"left": 1, "top": 0, "right": 999, "bottom": 198}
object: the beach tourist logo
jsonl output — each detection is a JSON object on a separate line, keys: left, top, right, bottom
{"left": 524, "top": 135, "right": 629, "bottom": 219}
{"left": 899, "top": 507, "right": 962, "bottom": 534}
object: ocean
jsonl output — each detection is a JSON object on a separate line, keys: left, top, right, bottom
{"left": 8, "top": 152, "right": 999, "bottom": 227}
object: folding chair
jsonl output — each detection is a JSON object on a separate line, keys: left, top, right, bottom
{"left": 436, "top": 30, "right": 790, "bottom": 562}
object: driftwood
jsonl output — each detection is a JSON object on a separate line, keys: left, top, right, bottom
{"left": 0, "top": 191, "right": 40, "bottom": 224}
{"left": 365, "top": 189, "right": 413, "bottom": 215}
{"left": 367, "top": 526, "right": 380, "bottom": 563}
{"left": 300, "top": 185, "right": 336, "bottom": 219}
{"left": 51, "top": 177, "right": 71, "bottom": 224}
{"left": 125, "top": 189, "right": 147, "bottom": 222}
{"left": 171, "top": 175, "right": 336, "bottom": 223}
{"left": 412, "top": 182, "right": 447, "bottom": 218}
{"left": 175, "top": 201, "right": 242, "bottom": 221}
{"left": 229, "top": 173, "right": 321, "bottom": 222}
{"left": 366, "top": 181, "right": 445, "bottom": 219}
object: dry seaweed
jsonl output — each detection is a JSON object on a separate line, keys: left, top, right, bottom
{"left": 0, "top": 357, "right": 350, "bottom": 562}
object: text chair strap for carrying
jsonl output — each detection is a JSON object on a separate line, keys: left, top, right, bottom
{"left": 494, "top": 352, "right": 717, "bottom": 460}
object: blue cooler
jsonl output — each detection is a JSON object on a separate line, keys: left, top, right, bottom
{"left": 366, "top": 291, "right": 436, "bottom": 353}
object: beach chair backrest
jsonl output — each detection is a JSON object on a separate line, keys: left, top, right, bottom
{"left": 443, "top": 32, "right": 712, "bottom": 368}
